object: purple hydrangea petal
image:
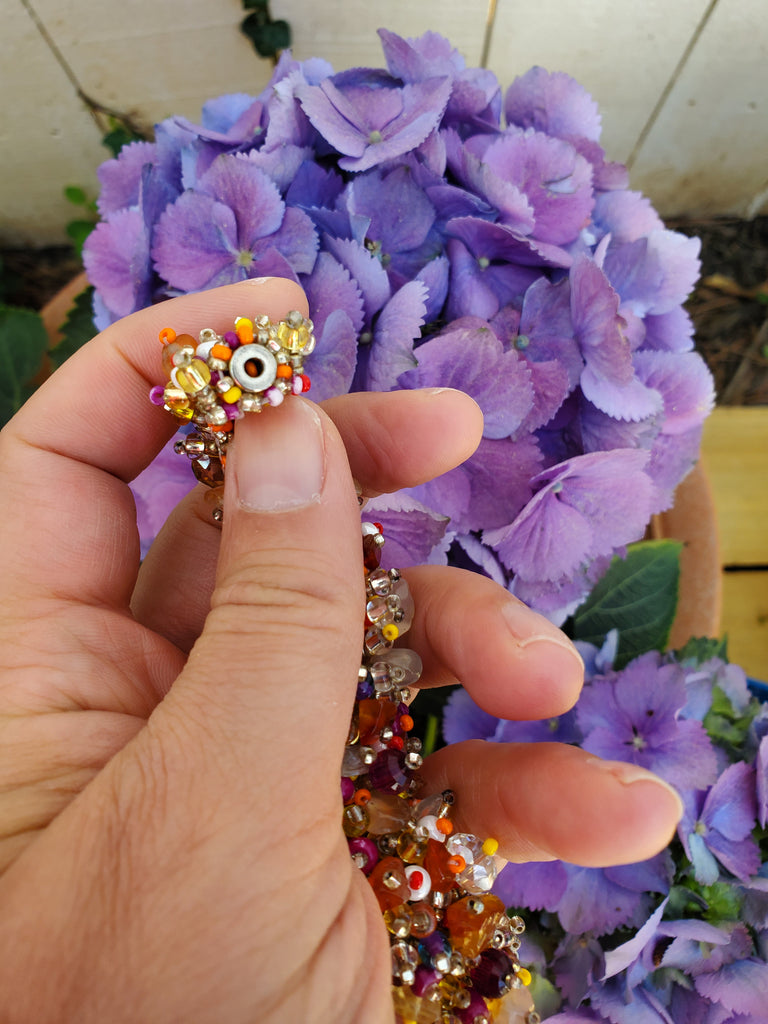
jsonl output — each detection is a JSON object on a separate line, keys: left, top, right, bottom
{"left": 604, "top": 231, "right": 701, "bottom": 316}
{"left": 634, "top": 350, "right": 715, "bottom": 435}
{"left": 363, "top": 492, "right": 450, "bottom": 568}
{"left": 445, "top": 237, "right": 540, "bottom": 320}
{"left": 323, "top": 235, "right": 392, "bottom": 321}
{"left": 200, "top": 155, "right": 285, "bottom": 245}
{"left": 345, "top": 165, "right": 437, "bottom": 252}
{"left": 152, "top": 191, "right": 239, "bottom": 291}
{"left": 494, "top": 859, "right": 569, "bottom": 913}
{"left": 398, "top": 320, "right": 534, "bottom": 438}
{"left": 555, "top": 865, "right": 650, "bottom": 936}
{"left": 83, "top": 208, "right": 151, "bottom": 318}
{"left": 694, "top": 959, "right": 768, "bottom": 1018}
{"left": 592, "top": 190, "right": 664, "bottom": 245}
{"left": 486, "top": 449, "right": 654, "bottom": 581}
{"left": 603, "top": 898, "right": 669, "bottom": 979}
{"left": 415, "top": 255, "right": 450, "bottom": 321}
{"left": 411, "top": 433, "right": 543, "bottom": 533}
{"left": 365, "top": 280, "right": 426, "bottom": 391}
{"left": 480, "top": 130, "right": 594, "bottom": 245}
{"left": 450, "top": 534, "right": 508, "bottom": 587}
{"left": 505, "top": 67, "right": 602, "bottom": 143}
{"left": 130, "top": 433, "right": 197, "bottom": 559}
{"left": 379, "top": 28, "right": 465, "bottom": 82}
{"left": 758, "top": 736, "right": 768, "bottom": 829}
{"left": 96, "top": 140, "right": 158, "bottom": 216}
{"left": 642, "top": 306, "right": 696, "bottom": 353}
{"left": 442, "top": 687, "right": 503, "bottom": 745}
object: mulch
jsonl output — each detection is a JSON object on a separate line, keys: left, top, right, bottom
{"left": 2, "top": 214, "right": 767, "bottom": 405}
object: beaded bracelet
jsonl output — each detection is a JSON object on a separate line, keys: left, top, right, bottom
{"left": 151, "top": 314, "right": 538, "bottom": 1024}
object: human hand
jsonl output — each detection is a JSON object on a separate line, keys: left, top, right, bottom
{"left": 0, "top": 278, "right": 682, "bottom": 1023}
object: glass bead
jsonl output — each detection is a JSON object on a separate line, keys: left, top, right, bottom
{"left": 367, "top": 567, "right": 392, "bottom": 596}
{"left": 404, "top": 864, "right": 432, "bottom": 900}
{"left": 348, "top": 836, "right": 378, "bottom": 874}
{"left": 357, "top": 699, "right": 398, "bottom": 745}
{"left": 341, "top": 744, "right": 370, "bottom": 777}
{"left": 363, "top": 531, "right": 382, "bottom": 571}
{"left": 397, "top": 833, "right": 428, "bottom": 866}
{"left": 485, "top": 986, "right": 536, "bottom": 1024}
{"left": 191, "top": 455, "right": 225, "bottom": 488}
{"left": 161, "top": 336, "right": 196, "bottom": 375}
{"left": 366, "top": 596, "right": 390, "bottom": 624}
{"left": 368, "top": 749, "right": 409, "bottom": 793}
{"left": 408, "top": 902, "right": 437, "bottom": 939}
{"left": 456, "top": 991, "right": 491, "bottom": 1024}
{"left": 447, "top": 834, "right": 499, "bottom": 894}
{"left": 369, "top": 856, "right": 409, "bottom": 911}
{"left": 423, "top": 839, "right": 461, "bottom": 893}
{"left": 470, "top": 949, "right": 516, "bottom": 999}
{"left": 277, "top": 319, "right": 312, "bottom": 353}
{"left": 342, "top": 803, "right": 369, "bottom": 838}
{"left": 365, "top": 791, "right": 411, "bottom": 835}
{"left": 370, "top": 647, "right": 423, "bottom": 687}
{"left": 392, "top": 984, "right": 442, "bottom": 1024}
{"left": 391, "top": 577, "right": 415, "bottom": 631}
{"left": 443, "top": 895, "right": 507, "bottom": 960}
{"left": 173, "top": 358, "right": 212, "bottom": 395}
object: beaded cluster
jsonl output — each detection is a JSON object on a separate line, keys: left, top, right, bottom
{"left": 151, "top": 314, "right": 536, "bottom": 1024}
{"left": 150, "top": 312, "right": 314, "bottom": 517}
{"left": 351, "top": 522, "right": 537, "bottom": 1024}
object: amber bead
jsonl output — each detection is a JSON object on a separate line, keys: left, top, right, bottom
{"left": 357, "top": 698, "right": 398, "bottom": 744}
{"left": 368, "top": 856, "right": 409, "bottom": 911}
{"left": 423, "top": 838, "right": 461, "bottom": 893}
{"left": 443, "top": 894, "right": 506, "bottom": 959}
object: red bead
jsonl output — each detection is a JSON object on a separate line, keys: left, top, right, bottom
{"left": 300, "top": 374, "right": 311, "bottom": 392}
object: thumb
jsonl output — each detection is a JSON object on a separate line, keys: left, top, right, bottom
{"left": 174, "top": 396, "right": 364, "bottom": 822}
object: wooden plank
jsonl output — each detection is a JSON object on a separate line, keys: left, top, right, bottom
{"left": 487, "top": 0, "right": 711, "bottom": 165}
{"left": 629, "top": 0, "right": 768, "bottom": 217}
{"left": 701, "top": 407, "right": 768, "bottom": 566}
{"left": 721, "top": 571, "right": 768, "bottom": 680}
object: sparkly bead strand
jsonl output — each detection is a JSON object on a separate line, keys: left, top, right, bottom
{"left": 350, "top": 522, "right": 538, "bottom": 1024}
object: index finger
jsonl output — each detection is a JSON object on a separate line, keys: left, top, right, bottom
{"left": 0, "top": 278, "right": 308, "bottom": 607}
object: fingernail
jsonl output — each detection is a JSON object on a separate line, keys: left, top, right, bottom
{"left": 585, "top": 757, "right": 684, "bottom": 820}
{"left": 231, "top": 398, "right": 326, "bottom": 512}
{"left": 500, "top": 600, "right": 585, "bottom": 673}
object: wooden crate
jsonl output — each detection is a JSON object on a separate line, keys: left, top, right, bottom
{"left": 702, "top": 407, "right": 768, "bottom": 679}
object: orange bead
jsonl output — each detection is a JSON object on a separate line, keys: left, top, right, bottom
{"left": 235, "top": 318, "right": 254, "bottom": 343}
{"left": 211, "top": 343, "right": 233, "bottom": 361}
{"left": 398, "top": 714, "right": 414, "bottom": 732}
{"left": 354, "top": 788, "right": 372, "bottom": 807}
{"left": 159, "top": 326, "right": 176, "bottom": 345}
{"left": 276, "top": 364, "right": 292, "bottom": 378}
{"left": 210, "top": 421, "right": 233, "bottom": 433}
{"left": 447, "top": 854, "right": 466, "bottom": 874}
{"left": 436, "top": 817, "right": 453, "bottom": 836}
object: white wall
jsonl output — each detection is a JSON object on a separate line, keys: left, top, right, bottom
{"left": 2, "top": 0, "right": 766, "bottom": 244}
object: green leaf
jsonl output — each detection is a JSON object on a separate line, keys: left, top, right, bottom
{"left": 241, "top": 13, "right": 291, "bottom": 56}
{"left": 675, "top": 635, "right": 728, "bottom": 665}
{"left": 63, "top": 185, "right": 88, "bottom": 206}
{"left": 102, "top": 125, "right": 144, "bottom": 157}
{"left": 241, "top": 0, "right": 269, "bottom": 9}
{"left": 571, "top": 540, "right": 682, "bottom": 669}
{"left": 65, "top": 219, "right": 96, "bottom": 255}
{"left": 0, "top": 306, "right": 49, "bottom": 426}
{"left": 50, "top": 286, "right": 95, "bottom": 370}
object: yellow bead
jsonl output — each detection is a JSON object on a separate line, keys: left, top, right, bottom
{"left": 517, "top": 967, "right": 532, "bottom": 986}
{"left": 172, "top": 358, "right": 211, "bottom": 395}
{"left": 382, "top": 623, "right": 400, "bottom": 642}
{"left": 222, "top": 385, "right": 242, "bottom": 404}
{"left": 482, "top": 837, "right": 499, "bottom": 856}
{"left": 235, "top": 317, "right": 254, "bottom": 343}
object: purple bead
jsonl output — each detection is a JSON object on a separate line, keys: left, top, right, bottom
{"left": 224, "top": 330, "right": 239, "bottom": 348}
{"left": 457, "top": 990, "right": 490, "bottom": 1023}
{"left": 412, "top": 966, "right": 440, "bottom": 997}
{"left": 368, "top": 750, "right": 408, "bottom": 793}
{"left": 470, "top": 948, "right": 515, "bottom": 999}
{"left": 419, "top": 930, "right": 449, "bottom": 959}
{"left": 149, "top": 385, "right": 165, "bottom": 405}
{"left": 222, "top": 401, "right": 241, "bottom": 420}
{"left": 348, "top": 837, "right": 379, "bottom": 874}
{"left": 209, "top": 370, "right": 220, "bottom": 385}
{"left": 341, "top": 777, "right": 355, "bottom": 803}
{"left": 356, "top": 674, "right": 374, "bottom": 700}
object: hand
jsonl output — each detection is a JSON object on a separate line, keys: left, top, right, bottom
{"left": 0, "top": 278, "right": 682, "bottom": 1023}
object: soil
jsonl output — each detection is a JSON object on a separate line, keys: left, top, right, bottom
{"left": 2, "top": 215, "right": 767, "bottom": 405}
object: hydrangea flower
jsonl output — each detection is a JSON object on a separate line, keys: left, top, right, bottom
{"left": 82, "top": 27, "right": 713, "bottom": 618}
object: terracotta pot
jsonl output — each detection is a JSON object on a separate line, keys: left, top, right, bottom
{"left": 651, "top": 460, "right": 722, "bottom": 647}
{"left": 40, "top": 271, "right": 90, "bottom": 346}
